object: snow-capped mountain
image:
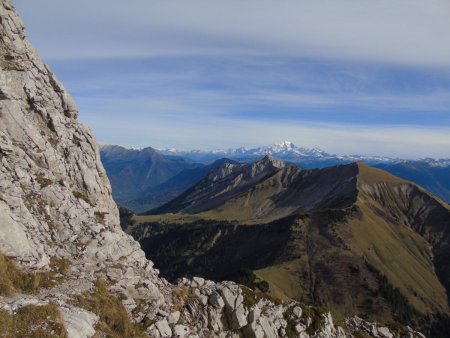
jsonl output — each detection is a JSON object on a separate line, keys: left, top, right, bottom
{"left": 247, "top": 141, "right": 329, "bottom": 158}
{"left": 422, "top": 158, "right": 450, "bottom": 168}
{"left": 160, "top": 141, "right": 405, "bottom": 167}
{"left": 101, "top": 142, "right": 450, "bottom": 211}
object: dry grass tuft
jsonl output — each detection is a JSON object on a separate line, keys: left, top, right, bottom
{"left": 94, "top": 211, "right": 107, "bottom": 224}
{"left": 73, "top": 278, "right": 145, "bottom": 338}
{"left": 0, "top": 252, "right": 70, "bottom": 296}
{"left": 0, "top": 304, "right": 67, "bottom": 338}
{"left": 35, "top": 172, "right": 53, "bottom": 188}
{"left": 72, "top": 190, "right": 92, "bottom": 205}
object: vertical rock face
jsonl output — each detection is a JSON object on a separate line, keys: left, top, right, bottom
{"left": 0, "top": 1, "right": 429, "bottom": 337}
{"left": 0, "top": 0, "right": 146, "bottom": 268}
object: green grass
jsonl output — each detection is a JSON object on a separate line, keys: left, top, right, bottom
{"left": 0, "top": 304, "right": 67, "bottom": 338}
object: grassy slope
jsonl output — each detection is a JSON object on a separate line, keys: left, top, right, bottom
{"left": 254, "top": 211, "right": 392, "bottom": 323}
{"left": 132, "top": 162, "right": 450, "bottom": 327}
{"left": 257, "top": 164, "right": 449, "bottom": 318}
{"left": 354, "top": 163, "right": 449, "bottom": 314}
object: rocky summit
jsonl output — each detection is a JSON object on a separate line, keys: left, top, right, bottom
{"left": 0, "top": 1, "right": 429, "bottom": 337}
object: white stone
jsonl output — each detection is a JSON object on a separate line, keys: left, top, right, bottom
{"left": 192, "top": 276, "right": 205, "bottom": 287}
{"left": 61, "top": 307, "right": 98, "bottom": 338}
{"left": 378, "top": 326, "right": 394, "bottom": 338}
{"left": 293, "top": 306, "right": 302, "bottom": 318}
{"left": 209, "top": 293, "right": 225, "bottom": 309}
{"left": 155, "top": 319, "right": 172, "bottom": 337}
{"left": 168, "top": 310, "right": 181, "bottom": 324}
{"left": 248, "top": 306, "right": 261, "bottom": 323}
{"left": 173, "top": 324, "right": 190, "bottom": 338}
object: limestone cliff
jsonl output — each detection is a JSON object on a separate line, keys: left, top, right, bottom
{"left": 0, "top": 1, "right": 426, "bottom": 337}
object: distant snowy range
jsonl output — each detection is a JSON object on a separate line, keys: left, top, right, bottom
{"left": 159, "top": 141, "right": 450, "bottom": 168}
{"left": 100, "top": 141, "right": 450, "bottom": 213}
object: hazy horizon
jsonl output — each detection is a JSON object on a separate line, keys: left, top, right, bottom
{"left": 14, "top": 0, "right": 450, "bottom": 158}
{"left": 100, "top": 140, "right": 450, "bottom": 161}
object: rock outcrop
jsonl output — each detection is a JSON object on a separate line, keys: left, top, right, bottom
{"left": 0, "top": 1, "right": 427, "bottom": 337}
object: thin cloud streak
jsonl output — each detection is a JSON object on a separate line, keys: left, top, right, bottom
{"left": 76, "top": 97, "right": 450, "bottom": 159}
{"left": 89, "top": 113, "right": 450, "bottom": 159}
{"left": 57, "top": 57, "right": 450, "bottom": 119}
{"left": 13, "top": 1, "right": 450, "bottom": 158}
{"left": 14, "top": 0, "right": 450, "bottom": 68}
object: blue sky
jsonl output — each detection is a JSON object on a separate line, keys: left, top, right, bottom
{"left": 14, "top": 0, "right": 450, "bottom": 158}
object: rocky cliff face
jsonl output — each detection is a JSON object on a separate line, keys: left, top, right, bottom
{"left": 0, "top": 1, "right": 426, "bottom": 337}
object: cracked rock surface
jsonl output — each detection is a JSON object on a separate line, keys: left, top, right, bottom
{"left": 0, "top": 1, "right": 427, "bottom": 337}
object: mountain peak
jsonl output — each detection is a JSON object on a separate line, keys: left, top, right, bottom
{"left": 259, "top": 153, "right": 285, "bottom": 169}
{"left": 275, "top": 140, "right": 295, "bottom": 148}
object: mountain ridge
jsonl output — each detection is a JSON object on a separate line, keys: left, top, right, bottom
{"left": 100, "top": 144, "right": 203, "bottom": 207}
{"left": 131, "top": 159, "right": 450, "bottom": 333}
{"left": 103, "top": 142, "right": 450, "bottom": 211}
{"left": 159, "top": 141, "right": 449, "bottom": 166}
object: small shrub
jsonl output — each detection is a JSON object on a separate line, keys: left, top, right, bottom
{"left": 352, "top": 331, "right": 371, "bottom": 338}
{"left": 255, "top": 280, "right": 269, "bottom": 293}
{"left": 283, "top": 306, "right": 298, "bottom": 338}
{"left": 229, "top": 268, "right": 271, "bottom": 294}
{"left": 171, "top": 286, "right": 198, "bottom": 318}
{"left": 301, "top": 305, "right": 329, "bottom": 335}
{"left": 241, "top": 286, "right": 263, "bottom": 308}
{"left": 240, "top": 284, "right": 282, "bottom": 309}
{"left": 118, "top": 205, "right": 135, "bottom": 230}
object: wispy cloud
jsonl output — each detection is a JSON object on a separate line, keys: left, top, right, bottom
{"left": 13, "top": 0, "right": 450, "bottom": 158}
{"left": 60, "top": 57, "right": 450, "bottom": 122}
{"left": 14, "top": 0, "right": 450, "bottom": 68}
{"left": 87, "top": 108, "right": 450, "bottom": 159}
